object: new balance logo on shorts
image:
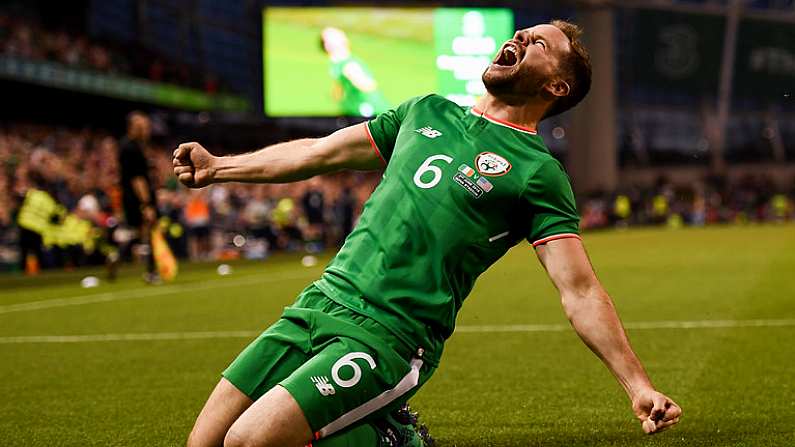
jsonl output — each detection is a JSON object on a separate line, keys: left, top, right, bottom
{"left": 311, "top": 376, "right": 336, "bottom": 396}
{"left": 415, "top": 126, "right": 443, "bottom": 139}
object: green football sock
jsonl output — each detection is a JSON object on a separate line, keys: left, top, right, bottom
{"left": 311, "top": 418, "right": 425, "bottom": 447}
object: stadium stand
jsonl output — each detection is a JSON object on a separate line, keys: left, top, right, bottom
{"left": 1, "top": 0, "right": 793, "bottom": 274}
{"left": 0, "top": 11, "right": 230, "bottom": 93}
{"left": 2, "top": 120, "right": 793, "bottom": 272}
{"left": 0, "top": 122, "right": 381, "bottom": 272}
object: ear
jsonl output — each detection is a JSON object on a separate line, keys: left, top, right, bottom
{"left": 546, "top": 79, "right": 570, "bottom": 98}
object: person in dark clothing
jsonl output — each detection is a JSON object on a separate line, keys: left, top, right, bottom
{"left": 302, "top": 187, "right": 325, "bottom": 226}
{"left": 301, "top": 179, "right": 326, "bottom": 250}
{"left": 337, "top": 186, "right": 355, "bottom": 240}
{"left": 118, "top": 111, "right": 159, "bottom": 283}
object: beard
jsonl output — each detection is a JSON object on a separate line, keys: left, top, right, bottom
{"left": 482, "top": 63, "right": 547, "bottom": 105}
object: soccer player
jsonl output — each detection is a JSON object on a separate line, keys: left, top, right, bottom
{"left": 174, "top": 20, "right": 682, "bottom": 447}
{"left": 320, "top": 27, "right": 390, "bottom": 117}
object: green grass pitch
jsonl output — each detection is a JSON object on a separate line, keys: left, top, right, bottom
{"left": 1, "top": 225, "right": 794, "bottom": 446}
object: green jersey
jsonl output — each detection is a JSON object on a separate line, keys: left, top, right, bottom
{"left": 314, "top": 94, "right": 580, "bottom": 366}
{"left": 330, "top": 56, "right": 389, "bottom": 117}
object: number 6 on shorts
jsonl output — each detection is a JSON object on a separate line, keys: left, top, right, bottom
{"left": 331, "top": 352, "right": 376, "bottom": 388}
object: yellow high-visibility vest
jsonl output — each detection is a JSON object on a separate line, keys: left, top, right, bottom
{"left": 17, "top": 189, "right": 64, "bottom": 244}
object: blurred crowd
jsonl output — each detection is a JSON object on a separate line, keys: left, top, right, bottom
{"left": 2, "top": 121, "right": 795, "bottom": 273}
{"left": 0, "top": 12, "right": 223, "bottom": 93}
{"left": 580, "top": 175, "right": 795, "bottom": 230}
{"left": 0, "top": 123, "right": 380, "bottom": 272}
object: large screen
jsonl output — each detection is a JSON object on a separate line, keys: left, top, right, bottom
{"left": 263, "top": 7, "right": 514, "bottom": 117}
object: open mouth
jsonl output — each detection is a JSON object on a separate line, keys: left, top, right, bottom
{"left": 493, "top": 42, "right": 521, "bottom": 67}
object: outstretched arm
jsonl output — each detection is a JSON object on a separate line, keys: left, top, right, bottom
{"left": 172, "top": 122, "right": 382, "bottom": 188}
{"left": 535, "top": 237, "right": 682, "bottom": 434}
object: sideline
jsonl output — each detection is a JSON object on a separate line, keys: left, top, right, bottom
{"left": 1, "top": 319, "right": 793, "bottom": 344}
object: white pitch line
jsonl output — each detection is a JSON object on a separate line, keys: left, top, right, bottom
{"left": 0, "top": 271, "right": 316, "bottom": 315}
{"left": 0, "top": 331, "right": 260, "bottom": 344}
{"left": 0, "top": 319, "right": 793, "bottom": 344}
{"left": 455, "top": 319, "right": 795, "bottom": 333}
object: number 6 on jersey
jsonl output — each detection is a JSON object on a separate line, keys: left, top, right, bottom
{"left": 413, "top": 154, "right": 453, "bottom": 189}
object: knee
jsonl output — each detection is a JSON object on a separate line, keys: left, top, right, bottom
{"left": 185, "top": 432, "right": 204, "bottom": 447}
{"left": 187, "top": 429, "right": 225, "bottom": 447}
{"left": 223, "top": 428, "right": 258, "bottom": 447}
{"left": 224, "top": 427, "right": 298, "bottom": 447}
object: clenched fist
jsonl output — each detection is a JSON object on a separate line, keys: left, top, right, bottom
{"left": 632, "top": 388, "right": 682, "bottom": 434}
{"left": 173, "top": 142, "right": 215, "bottom": 188}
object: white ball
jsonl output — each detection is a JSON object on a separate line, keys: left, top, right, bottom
{"left": 81, "top": 276, "right": 100, "bottom": 288}
{"left": 301, "top": 255, "right": 318, "bottom": 267}
{"left": 217, "top": 264, "right": 232, "bottom": 276}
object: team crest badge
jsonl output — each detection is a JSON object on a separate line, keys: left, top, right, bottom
{"left": 475, "top": 152, "right": 511, "bottom": 177}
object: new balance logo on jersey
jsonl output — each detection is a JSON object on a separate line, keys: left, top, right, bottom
{"left": 415, "top": 126, "right": 443, "bottom": 139}
{"left": 311, "top": 376, "right": 336, "bottom": 396}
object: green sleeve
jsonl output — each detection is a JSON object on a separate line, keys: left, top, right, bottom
{"left": 522, "top": 158, "right": 581, "bottom": 246}
{"left": 365, "top": 96, "right": 423, "bottom": 164}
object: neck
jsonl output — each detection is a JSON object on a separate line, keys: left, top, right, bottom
{"left": 474, "top": 94, "right": 548, "bottom": 132}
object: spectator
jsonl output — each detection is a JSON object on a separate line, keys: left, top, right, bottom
{"left": 241, "top": 187, "right": 276, "bottom": 257}
{"left": 183, "top": 189, "right": 211, "bottom": 261}
{"left": 301, "top": 178, "right": 326, "bottom": 251}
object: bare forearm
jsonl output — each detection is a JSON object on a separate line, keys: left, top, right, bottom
{"left": 538, "top": 239, "right": 682, "bottom": 433}
{"left": 563, "top": 290, "right": 653, "bottom": 398}
{"left": 212, "top": 139, "right": 328, "bottom": 184}
{"left": 131, "top": 177, "right": 151, "bottom": 204}
{"left": 174, "top": 124, "right": 380, "bottom": 188}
